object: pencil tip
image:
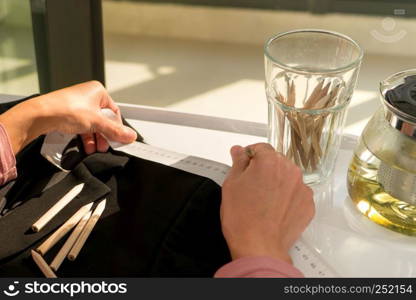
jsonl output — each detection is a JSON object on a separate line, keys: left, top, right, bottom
{"left": 99, "top": 198, "right": 107, "bottom": 207}
{"left": 73, "top": 183, "right": 85, "bottom": 193}
{"left": 85, "top": 202, "right": 94, "bottom": 209}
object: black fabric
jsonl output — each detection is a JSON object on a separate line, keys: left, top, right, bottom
{"left": 0, "top": 99, "right": 230, "bottom": 277}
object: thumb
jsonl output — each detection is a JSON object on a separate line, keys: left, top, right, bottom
{"left": 94, "top": 115, "right": 137, "bottom": 144}
{"left": 228, "top": 145, "right": 250, "bottom": 177}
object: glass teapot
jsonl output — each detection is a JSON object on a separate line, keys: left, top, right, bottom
{"left": 347, "top": 69, "right": 416, "bottom": 235}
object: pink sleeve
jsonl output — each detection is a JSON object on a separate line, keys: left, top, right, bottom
{"left": 214, "top": 256, "right": 304, "bottom": 278}
{"left": 0, "top": 122, "right": 17, "bottom": 185}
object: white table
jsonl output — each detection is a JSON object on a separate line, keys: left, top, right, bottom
{"left": 119, "top": 102, "right": 416, "bottom": 278}
{"left": 1, "top": 95, "right": 414, "bottom": 277}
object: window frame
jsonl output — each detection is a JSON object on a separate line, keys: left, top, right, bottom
{"left": 30, "top": 0, "right": 105, "bottom": 93}
{"left": 114, "top": 0, "right": 416, "bottom": 17}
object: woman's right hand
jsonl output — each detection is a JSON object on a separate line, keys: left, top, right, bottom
{"left": 221, "top": 143, "right": 315, "bottom": 264}
{"left": 0, "top": 81, "right": 137, "bottom": 155}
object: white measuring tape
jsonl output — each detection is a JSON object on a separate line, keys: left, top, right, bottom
{"left": 290, "top": 238, "right": 338, "bottom": 277}
{"left": 112, "top": 141, "right": 229, "bottom": 186}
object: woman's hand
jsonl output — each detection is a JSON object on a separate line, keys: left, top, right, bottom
{"left": 221, "top": 143, "right": 315, "bottom": 264}
{"left": 0, "top": 81, "right": 137, "bottom": 155}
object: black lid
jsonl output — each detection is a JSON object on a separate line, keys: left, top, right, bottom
{"left": 385, "top": 75, "right": 416, "bottom": 118}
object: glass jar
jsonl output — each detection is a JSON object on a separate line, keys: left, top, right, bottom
{"left": 264, "top": 30, "right": 363, "bottom": 184}
{"left": 347, "top": 69, "right": 416, "bottom": 235}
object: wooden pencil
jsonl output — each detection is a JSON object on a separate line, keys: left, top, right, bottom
{"left": 31, "top": 250, "right": 57, "bottom": 278}
{"left": 36, "top": 202, "right": 94, "bottom": 256}
{"left": 50, "top": 210, "right": 92, "bottom": 271}
{"left": 276, "top": 78, "right": 341, "bottom": 173}
{"left": 32, "top": 183, "right": 85, "bottom": 232}
{"left": 67, "top": 199, "right": 106, "bottom": 261}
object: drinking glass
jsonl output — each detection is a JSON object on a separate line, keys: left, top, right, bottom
{"left": 265, "top": 29, "right": 363, "bottom": 184}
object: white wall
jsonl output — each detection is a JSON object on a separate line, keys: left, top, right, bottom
{"left": 103, "top": 0, "right": 416, "bottom": 57}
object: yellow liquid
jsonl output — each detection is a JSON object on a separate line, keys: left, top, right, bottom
{"left": 348, "top": 154, "right": 416, "bottom": 236}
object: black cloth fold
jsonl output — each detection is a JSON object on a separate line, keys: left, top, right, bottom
{"left": 0, "top": 98, "right": 230, "bottom": 277}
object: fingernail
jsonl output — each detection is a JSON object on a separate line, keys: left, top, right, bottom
{"left": 123, "top": 126, "right": 137, "bottom": 139}
{"left": 85, "top": 145, "right": 95, "bottom": 155}
{"left": 230, "top": 145, "right": 243, "bottom": 156}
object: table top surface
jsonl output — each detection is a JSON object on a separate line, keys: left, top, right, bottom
{"left": 119, "top": 104, "right": 415, "bottom": 278}
{"left": 2, "top": 94, "right": 414, "bottom": 277}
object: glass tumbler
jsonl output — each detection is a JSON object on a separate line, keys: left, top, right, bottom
{"left": 265, "top": 29, "right": 363, "bottom": 184}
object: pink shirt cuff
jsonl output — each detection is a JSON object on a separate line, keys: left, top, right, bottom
{"left": 0, "top": 122, "right": 17, "bottom": 185}
{"left": 214, "top": 256, "right": 304, "bottom": 278}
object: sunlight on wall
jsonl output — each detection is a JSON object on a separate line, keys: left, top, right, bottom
{"left": 105, "top": 61, "right": 157, "bottom": 93}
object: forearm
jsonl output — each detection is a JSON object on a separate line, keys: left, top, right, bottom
{"left": 0, "top": 97, "right": 56, "bottom": 155}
